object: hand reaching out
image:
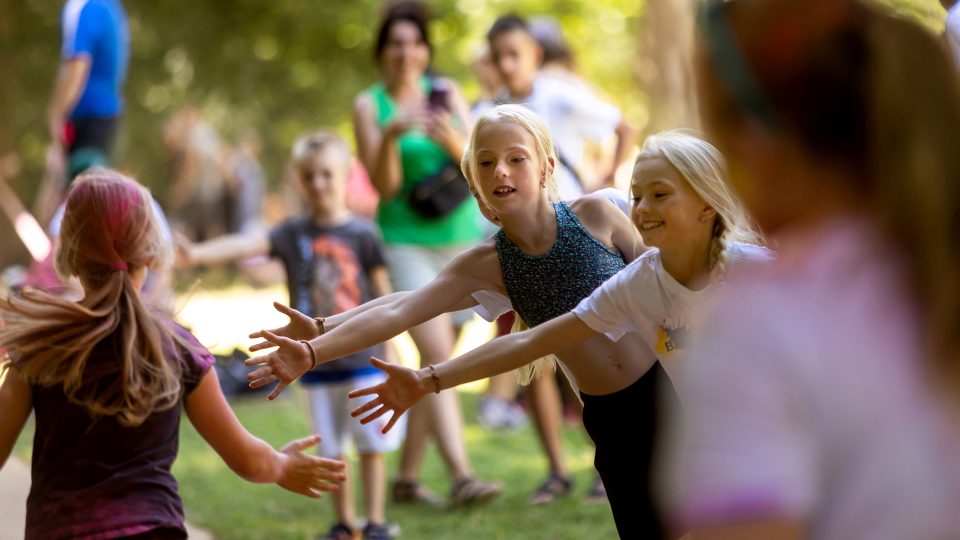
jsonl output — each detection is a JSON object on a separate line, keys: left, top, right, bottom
{"left": 248, "top": 302, "right": 320, "bottom": 352}
{"left": 348, "top": 357, "right": 429, "bottom": 434}
{"left": 244, "top": 329, "right": 313, "bottom": 400}
{"left": 275, "top": 434, "right": 346, "bottom": 498}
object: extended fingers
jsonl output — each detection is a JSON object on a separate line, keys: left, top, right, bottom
{"left": 347, "top": 385, "right": 379, "bottom": 399}
{"left": 357, "top": 405, "right": 390, "bottom": 426}
{"left": 267, "top": 381, "right": 288, "bottom": 401}
{"left": 246, "top": 367, "right": 275, "bottom": 383}
{"left": 350, "top": 397, "right": 382, "bottom": 417}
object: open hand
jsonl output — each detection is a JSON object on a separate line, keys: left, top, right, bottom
{"left": 244, "top": 330, "right": 313, "bottom": 400}
{"left": 249, "top": 302, "right": 320, "bottom": 352}
{"left": 276, "top": 434, "right": 346, "bottom": 498}
{"left": 347, "top": 357, "right": 428, "bottom": 434}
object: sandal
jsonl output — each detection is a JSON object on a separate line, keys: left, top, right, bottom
{"left": 585, "top": 473, "right": 607, "bottom": 502}
{"left": 318, "top": 522, "right": 359, "bottom": 540}
{"left": 449, "top": 476, "right": 503, "bottom": 508}
{"left": 391, "top": 479, "right": 441, "bottom": 506}
{"left": 529, "top": 474, "right": 574, "bottom": 505}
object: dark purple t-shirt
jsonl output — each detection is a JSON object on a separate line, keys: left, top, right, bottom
{"left": 26, "top": 323, "right": 214, "bottom": 540}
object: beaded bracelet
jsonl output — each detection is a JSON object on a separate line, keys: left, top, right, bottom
{"left": 427, "top": 365, "right": 441, "bottom": 394}
{"left": 298, "top": 339, "right": 319, "bottom": 370}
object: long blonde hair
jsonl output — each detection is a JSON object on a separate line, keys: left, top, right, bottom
{"left": 0, "top": 169, "right": 182, "bottom": 427}
{"left": 461, "top": 105, "right": 563, "bottom": 384}
{"left": 701, "top": 0, "right": 960, "bottom": 392}
{"left": 461, "top": 104, "right": 560, "bottom": 212}
{"left": 637, "top": 131, "right": 763, "bottom": 281}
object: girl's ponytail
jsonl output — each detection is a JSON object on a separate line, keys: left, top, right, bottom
{"left": 0, "top": 169, "right": 183, "bottom": 426}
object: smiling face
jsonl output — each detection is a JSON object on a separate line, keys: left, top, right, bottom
{"left": 472, "top": 120, "right": 553, "bottom": 217}
{"left": 380, "top": 20, "right": 430, "bottom": 84}
{"left": 631, "top": 155, "right": 716, "bottom": 249}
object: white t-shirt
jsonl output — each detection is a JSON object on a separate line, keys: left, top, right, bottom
{"left": 571, "top": 242, "right": 772, "bottom": 391}
{"left": 666, "top": 220, "right": 960, "bottom": 539}
{"left": 475, "top": 75, "right": 622, "bottom": 200}
{"left": 947, "top": 3, "right": 960, "bottom": 69}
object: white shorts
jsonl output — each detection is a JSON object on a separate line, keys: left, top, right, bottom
{"left": 305, "top": 372, "right": 406, "bottom": 458}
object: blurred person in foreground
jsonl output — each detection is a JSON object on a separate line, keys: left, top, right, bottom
{"left": 665, "top": 0, "right": 960, "bottom": 538}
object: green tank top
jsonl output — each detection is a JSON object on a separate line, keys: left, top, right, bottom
{"left": 366, "top": 78, "right": 483, "bottom": 245}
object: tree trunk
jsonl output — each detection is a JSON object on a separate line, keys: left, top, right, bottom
{"left": 637, "top": 0, "right": 700, "bottom": 135}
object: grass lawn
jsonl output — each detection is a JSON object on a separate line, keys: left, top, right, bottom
{"left": 15, "top": 388, "right": 618, "bottom": 539}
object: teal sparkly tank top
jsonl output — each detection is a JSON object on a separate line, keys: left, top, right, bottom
{"left": 495, "top": 201, "right": 625, "bottom": 327}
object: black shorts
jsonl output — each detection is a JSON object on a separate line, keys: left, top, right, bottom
{"left": 581, "top": 362, "right": 678, "bottom": 539}
{"left": 67, "top": 116, "right": 119, "bottom": 156}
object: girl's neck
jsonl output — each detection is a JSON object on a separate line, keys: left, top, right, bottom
{"left": 659, "top": 233, "right": 714, "bottom": 291}
{"left": 498, "top": 198, "right": 558, "bottom": 255}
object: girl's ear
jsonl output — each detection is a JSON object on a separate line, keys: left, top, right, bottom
{"left": 544, "top": 155, "right": 556, "bottom": 177}
{"left": 700, "top": 205, "right": 718, "bottom": 223}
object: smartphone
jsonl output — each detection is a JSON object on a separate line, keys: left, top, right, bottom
{"left": 428, "top": 85, "right": 450, "bottom": 112}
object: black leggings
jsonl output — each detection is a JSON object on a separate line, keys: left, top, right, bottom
{"left": 581, "top": 362, "right": 677, "bottom": 540}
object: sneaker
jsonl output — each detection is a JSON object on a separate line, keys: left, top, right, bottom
{"left": 502, "top": 401, "right": 528, "bottom": 429}
{"left": 476, "top": 396, "right": 527, "bottom": 430}
{"left": 449, "top": 476, "right": 503, "bottom": 508}
{"left": 391, "top": 479, "right": 441, "bottom": 506}
{"left": 362, "top": 522, "right": 394, "bottom": 540}
{"left": 319, "top": 522, "right": 360, "bottom": 540}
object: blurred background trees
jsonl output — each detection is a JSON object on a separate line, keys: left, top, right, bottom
{"left": 0, "top": 0, "right": 946, "bottom": 266}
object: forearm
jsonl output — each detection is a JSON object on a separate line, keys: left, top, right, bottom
{"left": 313, "top": 302, "right": 426, "bottom": 363}
{"left": 429, "top": 313, "right": 593, "bottom": 390}
{"left": 231, "top": 436, "right": 284, "bottom": 484}
{"left": 325, "top": 291, "right": 478, "bottom": 331}
{"left": 47, "top": 59, "right": 89, "bottom": 141}
{"left": 324, "top": 292, "right": 409, "bottom": 331}
{"left": 189, "top": 233, "right": 269, "bottom": 266}
{"left": 431, "top": 330, "right": 554, "bottom": 390}
{"left": 371, "top": 133, "right": 403, "bottom": 201}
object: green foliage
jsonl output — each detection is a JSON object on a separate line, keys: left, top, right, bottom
{"left": 0, "top": 0, "right": 946, "bottom": 206}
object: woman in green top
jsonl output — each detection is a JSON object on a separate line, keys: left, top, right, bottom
{"left": 351, "top": 0, "right": 498, "bottom": 508}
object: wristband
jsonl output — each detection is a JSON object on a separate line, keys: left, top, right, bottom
{"left": 314, "top": 316, "right": 326, "bottom": 336}
{"left": 298, "top": 339, "right": 319, "bottom": 370}
{"left": 427, "top": 365, "right": 440, "bottom": 394}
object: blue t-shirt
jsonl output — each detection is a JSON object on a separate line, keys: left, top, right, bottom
{"left": 269, "top": 215, "right": 386, "bottom": 381}
{"left": 61, "top": 0, "right": 129, "bottom": 120}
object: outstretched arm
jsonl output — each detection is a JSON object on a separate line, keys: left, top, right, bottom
{"left": 0, "top": 367, "right": 32, "bottom": 470}
{"left": 245, "top": 245, "right": 497, "bottom": 399}
{"left": 176, "top": 231, "right": 270, "bottom": 268}
{"left": 348, "top": 312, "right": 597, "bottom": 432}
{"left": 247, "top": 292, "right": 482, "bottom": 352}
{"left": 185, "top": 369, "right": 346, "bottom": 497}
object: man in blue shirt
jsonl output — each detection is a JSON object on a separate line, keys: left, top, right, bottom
{"left": 46, "top": 0, "right": 129, "bottom": 183}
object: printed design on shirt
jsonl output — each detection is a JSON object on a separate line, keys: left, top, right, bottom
{"left": 655, "top": 321, "right": 689, "bottom": 357}
{"left": 308, "top": 236, "right": 363, "bottom": 316}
